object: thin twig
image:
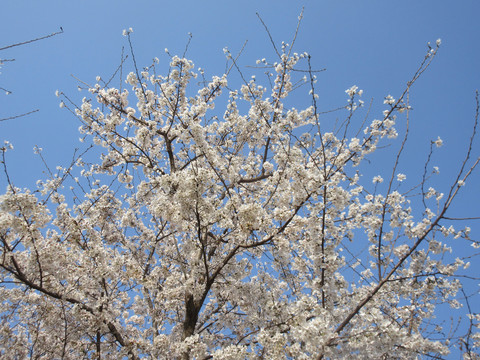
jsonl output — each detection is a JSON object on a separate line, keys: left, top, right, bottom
{"left": 256, "top": 13, "right": 280, "bottom": 58}
{"left": 0, "top": 28, "right": 64, "bottom": 52}
{"left": 0, "top": 109, "right": 39, "bottom": 122}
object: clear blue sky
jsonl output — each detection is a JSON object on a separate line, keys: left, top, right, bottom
{"left": 1, "top": 1, "right": 479, "bottom": 355}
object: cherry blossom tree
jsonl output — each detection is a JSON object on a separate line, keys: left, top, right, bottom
{"left": 1, "top": 26, "right": 479, "bottom": 359}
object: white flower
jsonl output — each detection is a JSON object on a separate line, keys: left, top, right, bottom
{"left": 396, "top": 173, "right": 406, "bottom": 182}
{"left": 3, "top": 140, "right": 13, "bottom": 150}
{"left": 436, "top": 38, "right": 442, "bottom": 46}
{"left": 434, "top": 136, "right": 443, "bottom": 147}
{"left": 384, "top": 95, "right": 395, "bottom": 105}
{"left": 361, "top": 268, "right": 373, "bottom": 278}
{"left": 126, "top": 72, "right": 137, "bottom": 85}
{"left": 457, "top": 180, "right": 465, "bottom": 187}
{"left": 426, "top": 187, "right": 437, "bottom": 199}
{"left": 394, "top": 244, "right": 409, "bottom": 257}
{"left": 345, "top": 85, "right": 359, "bottom": 97}
{"left": 373, "top": 175, "right": 384, "bottom": 184}
{"left": 263, "top": 162, "right": 274, "bottom": 173}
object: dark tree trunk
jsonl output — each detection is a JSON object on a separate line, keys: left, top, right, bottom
{"left": 182, "top": 292, "right": 201, "bottom": 359}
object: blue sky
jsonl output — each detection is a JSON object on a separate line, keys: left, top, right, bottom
{"left": 1, "top": 0, "right": 480, "bottom": 355}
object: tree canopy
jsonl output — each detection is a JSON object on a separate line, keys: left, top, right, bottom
{"left": 1, "top": 25, "right": 479, "bottom": 359}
